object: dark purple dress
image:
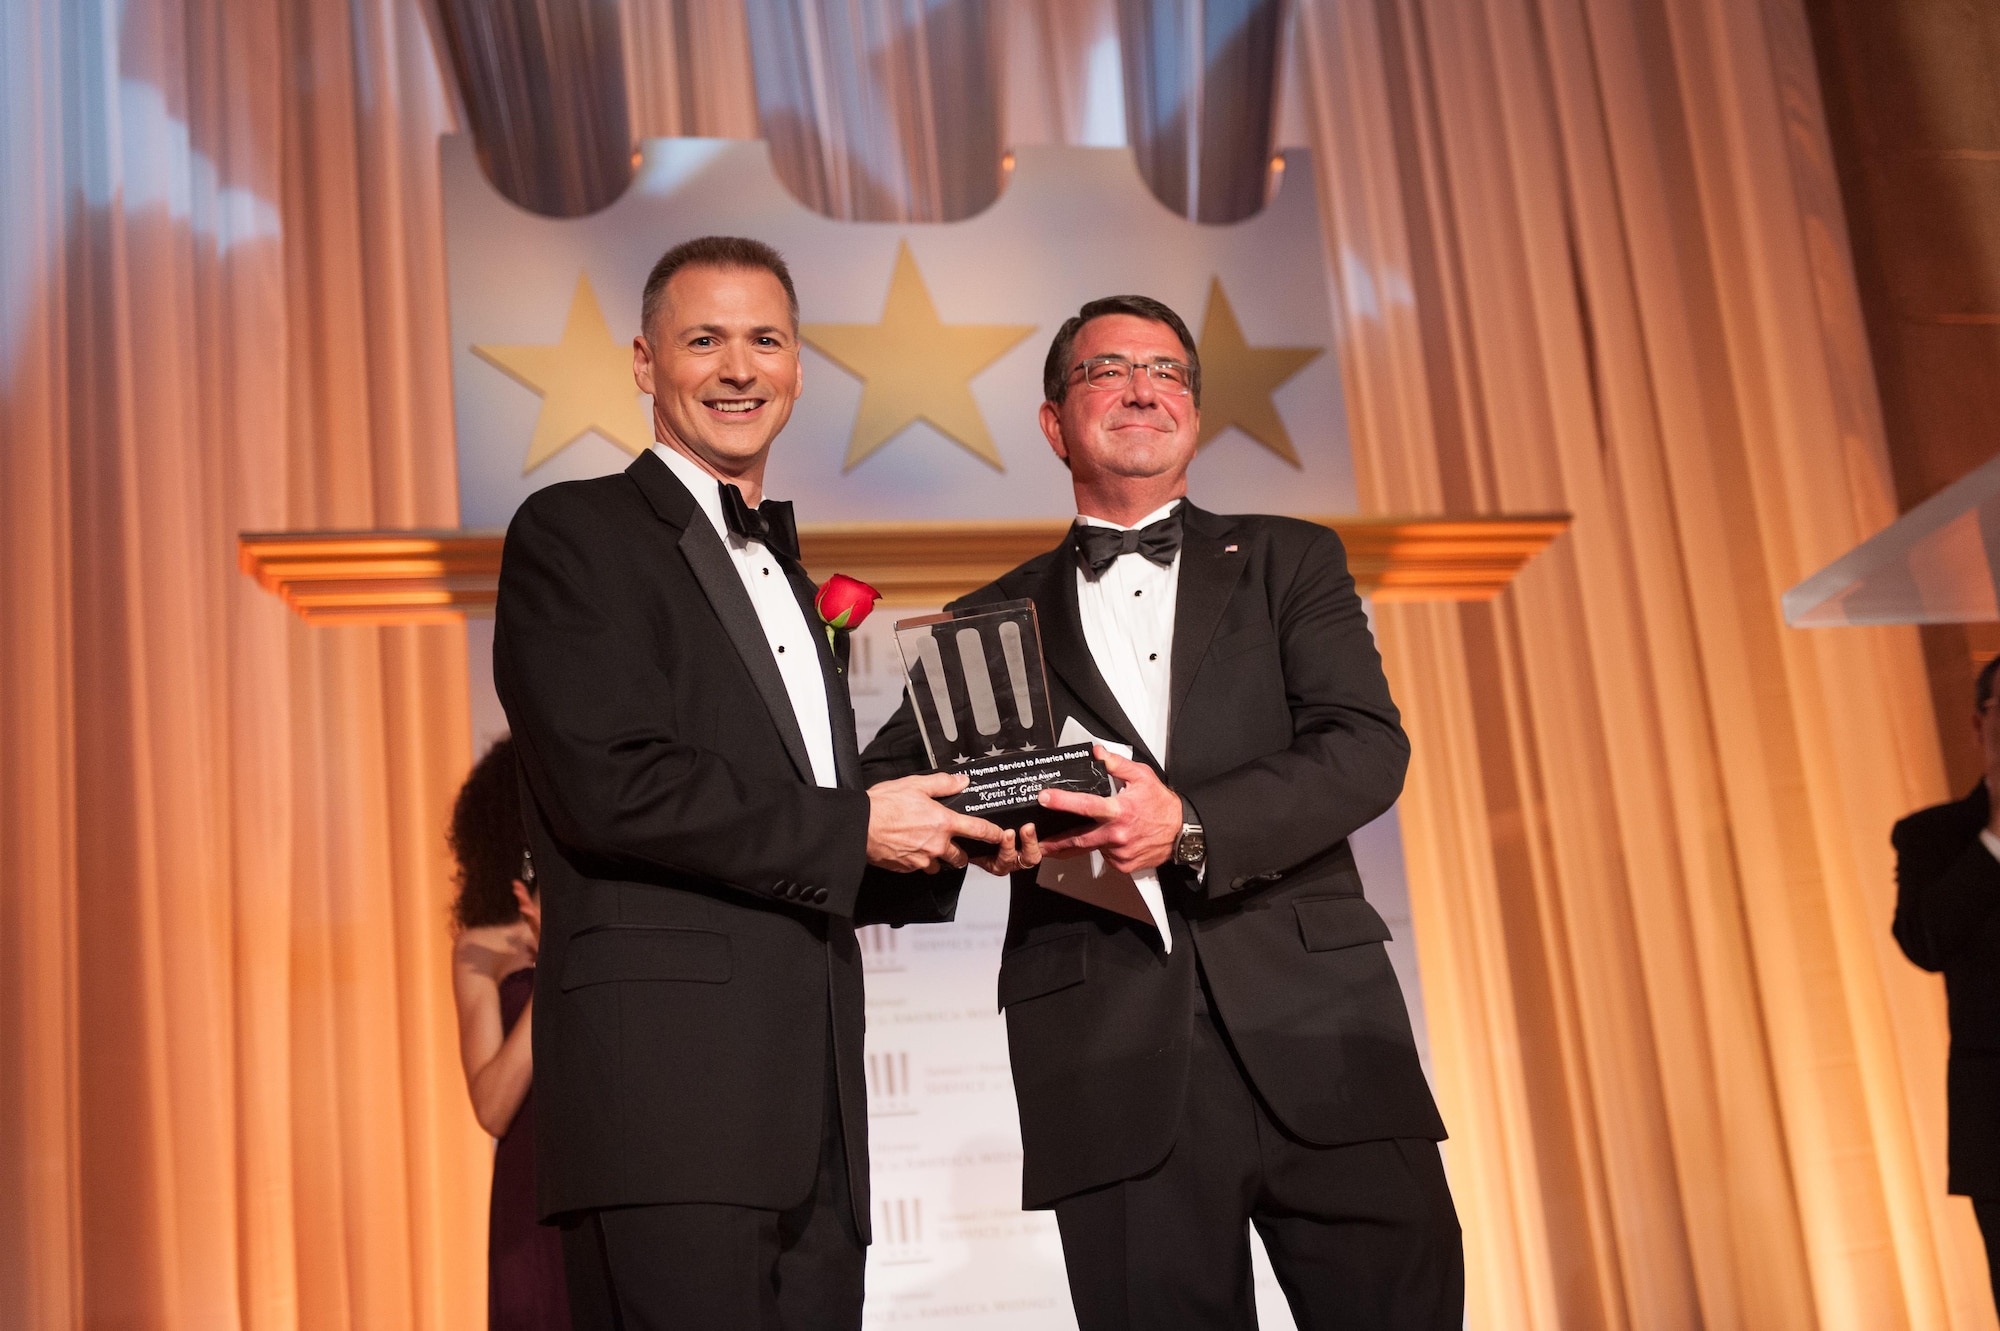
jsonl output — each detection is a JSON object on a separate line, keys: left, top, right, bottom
{"left": 490, "top": 967, "right": 570, "bottom": 1329}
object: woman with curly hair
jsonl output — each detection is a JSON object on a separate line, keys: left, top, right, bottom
{"left": 449, "top": 735, "right": 568, "bottom": 1329}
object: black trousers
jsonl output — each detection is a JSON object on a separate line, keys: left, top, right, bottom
{"left": 1974, "top": 1197, "right": 2000, "bottom": 1311}
{"left": 558, "top": 1052, "right": 864, "bottom": 1331}
{"left": 1053, "top": 1004, "right": 1463, "bottom": 1331}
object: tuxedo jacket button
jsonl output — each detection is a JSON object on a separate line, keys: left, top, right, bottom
{"left": 810, "top": 887, "right": 828, "bottom": 904}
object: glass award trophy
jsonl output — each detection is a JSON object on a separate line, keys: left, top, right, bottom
{"left": 893, "top": 599, "right": 1113, "bottom": 850}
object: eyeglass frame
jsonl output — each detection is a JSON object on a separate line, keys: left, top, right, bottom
{"left": 1067, "top": 354, "right": 1197, "bottom": 397}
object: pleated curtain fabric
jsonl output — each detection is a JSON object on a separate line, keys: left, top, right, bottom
{"left": 740, "top": 0, "right": 1007, "bottom": 223}
{"left": 619, "top": 0, "right": 761, "bottom": 140}
{"left": 1292, "top": 0, "right": 1983, "bottom": 1326}
{"left": 996, "top": 0, "right": 1123, "bottom": 151}
{"left": 428, "top": 0, "right": 635, "bottom": 216}
{"left": 1113, "top": 0, "right": 1285, "bottom": 224}
{"left": 0, "top": 0, "right": 484, "bottom": 1325}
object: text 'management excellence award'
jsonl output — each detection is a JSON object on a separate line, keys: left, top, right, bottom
{"left": 894, "top": 599, "right": 1113, "bottom": 852}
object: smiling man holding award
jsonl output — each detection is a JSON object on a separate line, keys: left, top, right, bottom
{"left": 862, "top": 295, "right": 1463, "bottom": 1330}
{"left": 495, "top": 236, "right": 1003, "bottom": 1330}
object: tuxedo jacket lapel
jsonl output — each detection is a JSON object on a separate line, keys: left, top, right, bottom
{"left": 1168, "top": 506, "right": 1247, "bottom": 767}
{"left": 1031, "top": 531, "right": 1157, "bottom": 769}
{"left": 628, "top": 452, "right": 818, "bottom": 785}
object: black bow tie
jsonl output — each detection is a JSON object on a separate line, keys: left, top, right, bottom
{"left": 1073, "top": 509, "right": 1184, "bottom": 578}
{"left": 718, "top": 483, "right": 800, "bottom": 562}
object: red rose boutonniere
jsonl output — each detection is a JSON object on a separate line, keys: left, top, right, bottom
{"left": 815, "top": 574, "right": 880, "bottom": 652}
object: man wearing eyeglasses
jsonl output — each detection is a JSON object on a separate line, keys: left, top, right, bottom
{"left": 863, "top": 294, "right": 1462, "bottom": 1329}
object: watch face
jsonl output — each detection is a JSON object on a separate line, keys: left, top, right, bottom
{"left": 1177, "top": 826, "right": 1205, "bottom": 864}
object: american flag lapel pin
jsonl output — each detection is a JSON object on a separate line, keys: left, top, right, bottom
{"left": 1224, "top": 544, "right": 1239, "bottom": 553}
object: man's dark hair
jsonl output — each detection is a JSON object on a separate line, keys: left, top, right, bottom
{"left": 1979, "top": 656, "right": 2000, "bottom": 712}
{"left": 448, "top": 736, "right": 528, "bottom": 930}
{"left": 1042, "top": 294, "right": 1202, "bottom": 407}
{"left": 641, "top": 235, "right": 798, "bottom": 341}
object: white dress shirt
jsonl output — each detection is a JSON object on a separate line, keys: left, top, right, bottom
{"left": 1983, "top": 829, "right": 2000, "bottom": 864}
{"left": 654, "top": 444, "right": 839, "bottom": 788}
{"left": 1074, "top": 500, "right": 1183, "bottom": 766}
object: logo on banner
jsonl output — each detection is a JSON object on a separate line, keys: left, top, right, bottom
{"left": 868, "top": 1049, "right": 916, "bottom": 1116}
{"left": 875, "top": 1196, "right": 929, "bottom": 1266}
{"left": 858, "top": 923, "right": 905, "bottom": 973}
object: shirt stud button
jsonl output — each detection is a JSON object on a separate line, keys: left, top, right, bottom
{"left": 778, "top": 645, "right": 786, "bottom": 653}
{"left": 1149, "top": 653, "right": 1158, "bottom": 661}
{"left": 1133, "top": 590, "right": 1143, "bottom": 597}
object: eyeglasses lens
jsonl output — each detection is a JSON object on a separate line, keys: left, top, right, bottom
{"left": 1078, "top": 358, "right": 1191, "bottom": 395}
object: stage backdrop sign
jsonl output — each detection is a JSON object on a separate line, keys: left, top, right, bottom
{"left": 441, "top": 135, "right": 1355, "bottom": 526}
{"left": 444, "top": 137, "right": 1430, "bottom": 1331}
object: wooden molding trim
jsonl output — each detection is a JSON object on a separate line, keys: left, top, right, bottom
{"left": 239, "top": 515, "right": 1569, "bottom": 623}
{"left": 238, "top": 530, "right": 505, "bottom": 625}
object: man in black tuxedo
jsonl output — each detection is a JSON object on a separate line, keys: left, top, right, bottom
{"left": 862, "top": 295, "right": 1461, "bottom": 1329}
{"left": 494, "top": 236, "right": 1003, "bottom": 1329}
{"left": 1894, "top": 655, "right": 2000, "bottom": 1304}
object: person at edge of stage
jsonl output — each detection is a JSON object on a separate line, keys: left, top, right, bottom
{"left": 1894, "top": 654, "right": 2000, "bottom": 1310}
{"left": 492, "top": 235, "right": 1006, "bottom": 1330}
{"left": 861, "top": 294, "right": 1464, "bottom": 1330}
{"left": 447, "top": 734, "right": 570, "bottom": 1330}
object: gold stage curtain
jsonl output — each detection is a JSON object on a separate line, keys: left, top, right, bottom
{"left": 616, "top": 0, "right": 1125, "bottom": 221}
{"left": 427, "top": 0, "right": 634, "bottom": 217}
{"left": 997, "top": 0, "right": 1122, "bottom": 151}
{"left": 738, "top": 0, "right": 1006, "bottom": 223}
{"left": 1295, "top": 0, "right": 1982, "bottom": 1326}
{"left": 618, "top": 0, "right": 760, "bottom": 141}
{"left": 0, "top": 0, "right": 485, "bottom": 1326}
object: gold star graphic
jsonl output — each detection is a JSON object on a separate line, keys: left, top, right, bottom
{"left": 802, "top": 242, "right": 1037, "bottom": 471}
{"left": 473, "top": 273, "right": 652, "bottom": 474}
{"left": 1194, "top": 278, "right": 1322, "bottom": 467}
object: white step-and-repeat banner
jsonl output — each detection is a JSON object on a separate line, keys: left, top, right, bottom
{"left": 449, "top": 136, "right": 1433, "bottom": 1329}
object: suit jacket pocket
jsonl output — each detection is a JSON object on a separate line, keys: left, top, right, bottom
{"left": 1293, "top": 896, "right": 1393, "bottom": 953}
{"left": 1210, "top": 623, "right": 1277, "bottom": 660}
{"left": 997, "top": 933, "right": 1088, "bottom": 1009}
{"left": 559, "top": 924, "right": 732, "bottom": 990}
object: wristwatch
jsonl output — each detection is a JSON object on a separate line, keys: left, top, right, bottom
{"left": 1172, "top": 796, "right": 1206, "bottom": 869}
